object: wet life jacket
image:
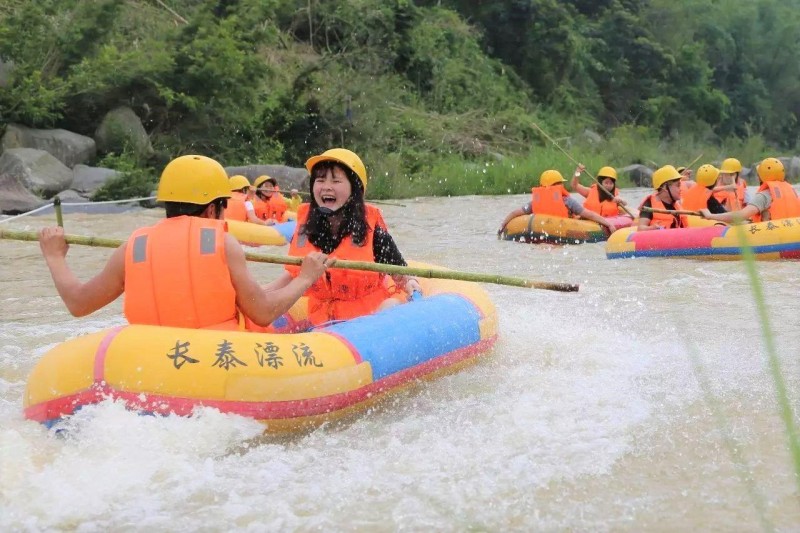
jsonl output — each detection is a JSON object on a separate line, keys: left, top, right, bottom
{"left": 680, "top": 183, "right": 713, "bottom": 211}
{"left": 225, "top": 191, "right": 249, "bottom": 222}
{"left": 583, "top": 184, "right": 619, "bottom": 217}
{"left": 124, "top": 216, "right": 240, "bottom": 330}
{"left": 752, "top": 181, "right": 800, "bottom": 222}
{"left": 531, "top": 185, "right": 570, "bottom": 218}
{"left": 286, "top": 204, "right": 392, "bottom": 325}
{"left": 641, "top": 194, "right": 688, "bottom": 229}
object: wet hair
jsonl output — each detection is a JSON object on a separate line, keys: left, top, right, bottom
{"left": 598, "top": 182, "right": 616, "bottom": 202}
{"left": 165, "top": 198, "right": 227, "bottom": 219}
{"left": 304, "top": 161, "right": 368, "bottom": 247}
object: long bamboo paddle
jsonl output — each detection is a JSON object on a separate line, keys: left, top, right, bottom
{"left": 640, "top": 206, "right": 702, "bottom": 217}
{"left": 0, "top": 229, "right": 579, "bottom": 292}
{"left": 530, "top": 122, "right": 636, "bottom": 218}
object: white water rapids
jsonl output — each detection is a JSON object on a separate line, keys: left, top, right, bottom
{"left": 1, "top": 190, "right": 798, "bottom": 531}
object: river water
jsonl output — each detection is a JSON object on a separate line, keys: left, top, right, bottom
{"left": 1, "top": 190, "right": 799, "bottom": 531}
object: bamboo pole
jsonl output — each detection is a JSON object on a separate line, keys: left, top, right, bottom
{"left": 0, "top": 229, "right": 579, "bottom": 292}
{"left": 530, "top": 122, "right": 636, "bottom": 218}
{"left": 53, "top": 196, "right": 64, "bottom": 228}
{"left": 641, "top": 207, "right": 702, "bottom": 217}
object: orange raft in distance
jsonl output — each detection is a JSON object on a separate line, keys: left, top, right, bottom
{"left": 24, "top": 270, "right": 498, "bottom": 433}
{"left": 501, "top": 214, "right": 633, "bottom": 244}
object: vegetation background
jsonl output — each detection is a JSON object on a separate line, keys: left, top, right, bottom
{"left": 1, "top": 0, "right": 799, "bottom": 199}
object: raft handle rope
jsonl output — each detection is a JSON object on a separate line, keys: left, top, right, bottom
{"left": 0, "top": 196, "right": 157, "bottom": 224}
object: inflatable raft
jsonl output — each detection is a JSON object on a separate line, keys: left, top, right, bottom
{"left": 24, "top": 273, "right": 498, "bottom": 433}
{"left": 227, "top": 219, "right": 296, "bottom": 246}
{"left": 606, "top": 217, "right": 800, "bottom": 260}
{"left": 502, "top": 214, "right": 633, "bottom": 244}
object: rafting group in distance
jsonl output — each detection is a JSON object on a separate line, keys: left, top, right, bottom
{"left": 498, "top": 156, "right": 800, "bottom": 260}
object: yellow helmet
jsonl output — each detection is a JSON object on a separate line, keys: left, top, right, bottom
{"left": 539, "top": 169, "right": 566, "bottom": 187}
{"left": 719, "top": 158, "right": 743, "bottom": 174}
{"left": 253, "top": 175, "right": 277, "bottom": 188}
{"left": 229, "top": 175, "right": 251, "bottom": 192}
{"left": 695, "top": 164, "right": 720, "bottom": 187}
{"left": 305, "top": 148, "right": 368, "bottom": 191}
{"left": 597, "top": 166, "right": 618, "bottom": 180}
{"left": 652, "top": 165, "right": 681, "bottom": 189}
{"left": 757, "top": 157, "right": 785, "bottom": 182}
{"left": 156, "top": 155, "right": 231, "bottom": 205}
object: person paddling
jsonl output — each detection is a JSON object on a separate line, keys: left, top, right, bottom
{"left": 680, "top": 164, "right": 728, "bottom": 214}
{"left": 265, "top": 148, "right": 421, "bottom": 327}
{"left": 570, "top": 164, "right": 629, "bottom": 217}
{"left": 38, "top": 155, "right": 330, "bottom": 330}
{"left": 637, "top": 165, "right": 690, "bottom": 231}
{"left": 713, "top": 157, "right": 751, "bottom": 211}
{"left": 253, "top": 175, "right": 289, "bottom": 224}
{"left": 701, "top": 157, "right": 800, "bottom": 223}
{"left": 498, "top": 169, "right": 617, "bottom": 236}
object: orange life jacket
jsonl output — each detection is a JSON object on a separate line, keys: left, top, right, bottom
{"left": 679, "top": 180, "right": 690, "bottom": 196}
{"left": 124, "top": 217, "right": 240, "bottom": 330}
{"left": 751, "top": 181, "right": 800, "bottom": 222}
{"left": 640, "top": 194, "right": 688, "bottom": 229}
{"left": 225, "top": 192, "right": 248, "bottom": 222}
{"left": 680, "top": 183, "right": 713, "bottom": 211}
{"left": 253, "top": 193, "right": 288, "bottom": 221}
{"left": 286, "top": 204, "right": 392, "bottom": 325}
{"left": 583, "top": 184, "right": 619, "bottom": 217}
{"left": 713, "top": 179, "right": 746, "bottom": 211}
{"left": 531, "top": 185, "right": 570, "bottom": 218}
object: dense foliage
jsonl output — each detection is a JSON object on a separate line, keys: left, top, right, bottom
{"left": 1, "top": 0, "right": 798, "bottom": 197}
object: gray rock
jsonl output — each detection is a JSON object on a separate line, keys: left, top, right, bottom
{"left": 224, "top": 164, "right": 310, "bottom": 191}
{"left": 56, "top": 189, "right": 91, "bottom": 203}
{"left": 0, "top": 148, "right": 73, "bottom": 195}
{"left": 580, "top": 129, "right": 603, "bottom": 144}
{"left": 95, "top": 106, "right": 153, "bottom": 158}
{"left": 781, "top": 156, "right": 800, "bottom": 181}
{"left": 0, "top": 172, "right": 47, "bottom": 214}
{"left": 620, "top": 164, "right": 653, "bottom": 187}
{"left": 1, "top": 124, "right": 96, "bottom": 167}
{"left": 71, "top": 164, "right": 119, "bottom": 194}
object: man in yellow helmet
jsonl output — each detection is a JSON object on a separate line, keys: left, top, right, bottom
{"left": 38, "top": 155, "right": 330, "bottom": 330}
{"left": 637, "top": 165, "right": 690, "bottom": 230}
{"left": 701, "top": 158, "right": 800, "bottom": 223}
{"left": 498, "top": 168, "right": 618, "bottom": 236}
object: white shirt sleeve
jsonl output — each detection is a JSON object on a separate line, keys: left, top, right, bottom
{"left": 244, "top": 200, "right": 255, "bottom": 212}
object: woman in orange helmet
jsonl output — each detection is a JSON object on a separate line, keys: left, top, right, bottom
{"left": 570, "top": 164, "right": 629, "bottom": 217}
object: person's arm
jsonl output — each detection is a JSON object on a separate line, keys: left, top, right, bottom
{"left": 700, "top": 204, "right": 760, "bottom": 224}
{"left": 225, "top": 235, "right": 329, "bottom": 326}
{"left": 39, "top": 227, "right": 125, "bottom": 316}
{"left": 636, "top": 199, "right": 657, "bottom": 230}
{"left": 576, "top": 206, "right": 616, "bottom": 233}
{"left": 570, "top": 165, "right": 591, "bottom": 197}
{"left": 373, "top": 227, "right": 421, "bottom": 295}
{"left": 497, "top": 207, "right": 526, "bottom": 235}
{"left": 245, "top": 201, "right": 271, "bottom": 225}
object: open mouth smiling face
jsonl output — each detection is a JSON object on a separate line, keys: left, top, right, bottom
{"left": 313, "top": 166, "right": 352, "bottom": 213}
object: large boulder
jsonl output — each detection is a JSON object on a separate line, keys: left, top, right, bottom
{"left": 781, "top": 156, "right": 800, "bottom": 182}
{"left": 71, "top": 164, "right": 120, "bottom": 195}
{"left": 620, "top": 164, "right": 653, "bottom": 187}
{"left": 0, "top": 173, "right": 47, "bottom": 214}
{"left": 2, "top": 123, "right": 96, "bottom": 167}
{"left": 95, "top": 106, "right": 153, "bottom": 158}
{"left": 224, "top": 164, "right": 309, "bottom": 191}
{"left": 0, "top": 148, "right": 73, "bottom": 196}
